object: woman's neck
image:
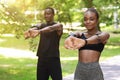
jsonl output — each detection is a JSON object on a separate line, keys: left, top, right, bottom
{"left": 87, "top": 29, "right": 100, "bottom": 35}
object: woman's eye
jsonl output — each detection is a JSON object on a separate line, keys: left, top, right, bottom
{"left": 90, "top": 18, "right": 94, "bottom": 21}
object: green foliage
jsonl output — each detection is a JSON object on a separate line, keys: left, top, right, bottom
{"left": 1, "top": 0, "right": 120, "bottom": 50}
{"left": 0, "top": 3, "right": 31, "bottom": 37}
{"left": 82, "top": 0, "right": 93, "bottom": 8}
{"left": 28, "top": 37, "right": 39, "bottom": 52}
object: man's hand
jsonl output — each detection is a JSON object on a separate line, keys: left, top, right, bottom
{"left": 24, "top": 30, "right": 31, "bottom": 39}
{"left": 29, "top": 29, "right": 40, "bottom": 38}
{"left": 24, "top": 28, "right": 40, "bottom": 39}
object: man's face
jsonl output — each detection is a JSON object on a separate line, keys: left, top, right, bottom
{"left": 44, "top": 9, "right": 54, "bottom": 22}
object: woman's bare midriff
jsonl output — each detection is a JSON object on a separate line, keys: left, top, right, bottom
{"left": 79, "top": 50, "right": 101, "bottom": 63}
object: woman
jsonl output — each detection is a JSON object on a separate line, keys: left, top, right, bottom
{"left": 64, "top": 8, "right": 110, "bottom": 80}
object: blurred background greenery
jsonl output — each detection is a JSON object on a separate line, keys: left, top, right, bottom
{"left": 0, "top": 0, "right": 120, "bottom": 80}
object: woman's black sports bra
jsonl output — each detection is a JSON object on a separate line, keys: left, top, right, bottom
{"left": 78, "top": 33, "right": 105, "bottom": 53}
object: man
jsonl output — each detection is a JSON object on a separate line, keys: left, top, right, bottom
{"left": 24, "top": 7, "right": 63, "bottom": 80}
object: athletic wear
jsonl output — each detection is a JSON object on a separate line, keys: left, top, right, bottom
{"left": 74, "top": 33, "right": 104, "bottom": 80}
{"left": 79, "top": 33, "right": 105, "bottom": 53}
{"left": 37, "top": 22, "right": 62, "bottom": 57}
{"left": 36, "top": 22, "right": 63, "bottom": 80}
{"left": 74, "top": 62, "right": 104, "bottom": 80}
{"left": 37, "top": 57, "right": 62, "bottom": 80}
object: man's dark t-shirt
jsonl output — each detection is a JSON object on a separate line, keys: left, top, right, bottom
{"left": 36, "top": 22, "right": 62, "bottom": 58}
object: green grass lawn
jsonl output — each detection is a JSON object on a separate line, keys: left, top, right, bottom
{"left": 0, "top": 31, "right": 120, "bottom": 80}
{"left": 0, "top": 56, "right": 37, "bottom": 80}
{"left": 0, "top": 35, "right": 29, "bottom": 50}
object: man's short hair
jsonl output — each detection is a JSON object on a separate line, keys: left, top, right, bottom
{"left": 45, "top": 7, "right": 55, "bottom": 15}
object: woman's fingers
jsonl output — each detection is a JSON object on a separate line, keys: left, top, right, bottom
{"left": 64, "top": 36, "right": 86, "bottom": 50}
{"left": 72, "top": 37, "right": 86, "bottom": 49}
{"left": 64, "top": 37, "right": 74, "bottom": 49}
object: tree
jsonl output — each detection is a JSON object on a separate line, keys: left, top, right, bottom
{"left": 1, "top": 0, "right": 120, "bottom": 51}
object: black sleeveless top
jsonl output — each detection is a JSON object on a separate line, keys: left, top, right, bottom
{"left": 79, "top": 33, "right": 105, "bottom": 53}
{"left": 36, "top": 22, "right": 62, "bottom": 57}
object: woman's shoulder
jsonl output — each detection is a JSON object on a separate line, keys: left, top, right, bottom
{"left": 98, "top": 31, "right": 110, "bottom": 37}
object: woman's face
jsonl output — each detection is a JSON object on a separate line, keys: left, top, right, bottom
{"left": 84, "top": 11, "right": 98, "bottom": 30}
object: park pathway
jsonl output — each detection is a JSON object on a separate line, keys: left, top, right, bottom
{"left": 0, "top": 47, "right": 37, "bottom": 59}
{"left": 0, "top": 47, "right": 120, "bottom": 80}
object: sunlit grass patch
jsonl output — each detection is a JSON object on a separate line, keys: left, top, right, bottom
{"left": 0, "top": 55, "right": 37, "bottom": 80}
